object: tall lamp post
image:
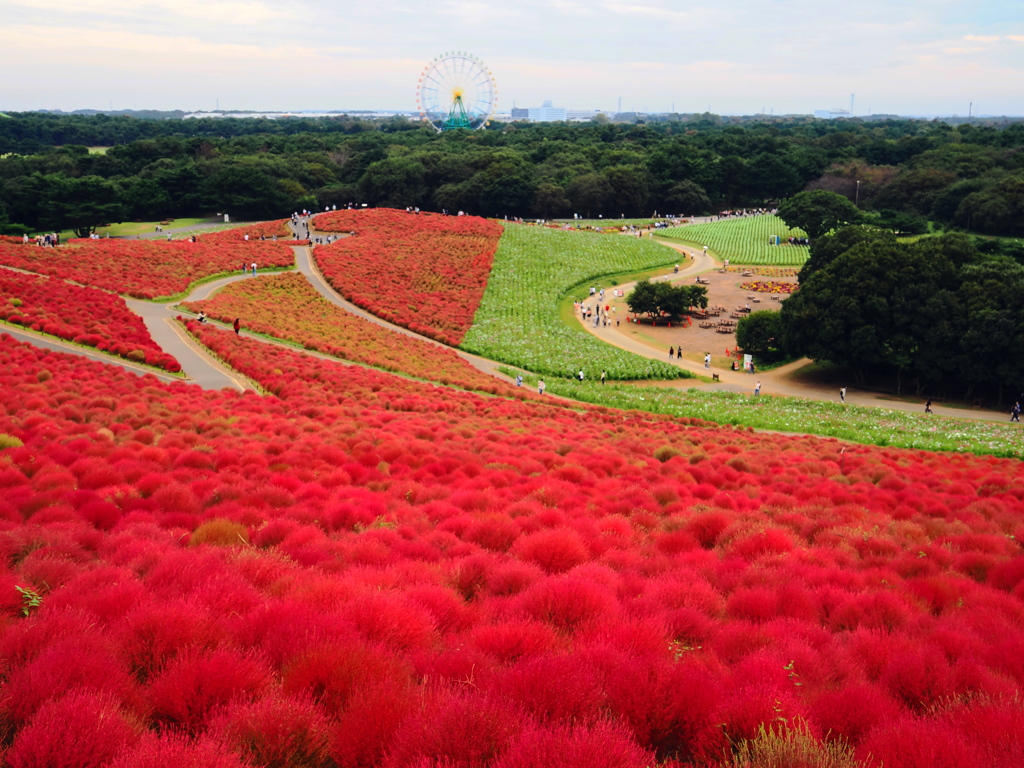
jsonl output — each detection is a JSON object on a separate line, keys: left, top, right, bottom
{"left": 855, "top": 179, "right": 861, "bottom": 208}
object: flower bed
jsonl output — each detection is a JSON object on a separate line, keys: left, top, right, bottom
{"left": 181, "top": 273, "right": 528, "bottom": 397}
{"left": 0, "top": 237, "right": 294, "bottom": 300}
{"left": 0, "top": 269, "right": 180, "bottom": 371}
{"left": 1, "top": 332, "right": 1024, "bottom": 767}
{"left": 724, "top": 266, "right": 800, "bottom": 277}
{"left": 740, "top": 280, "right": 798, "bottom": 294}
{"left": 311, "top": 208, "right": 502, "bottom": 345}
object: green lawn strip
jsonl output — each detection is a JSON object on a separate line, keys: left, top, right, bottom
{"left": 657, "top": 215, "right": 810, "bottom": 266}
{"left": 148, "top": 266, "right": 296, "bottom": 303}
{"left": 461, "top": 224, "right": 687, "bottom": 380}
{"left": 498, "top": 367, "right": 1024, "bottom": 459}
{"left": 0, "top": 319, "right": 185, "bottom": 378}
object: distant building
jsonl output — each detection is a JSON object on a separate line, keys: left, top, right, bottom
{"left": 510, "top": 107, "right": 529, "bottom": 119}
{"left": 814, "top": 108, "right": 851, "bottom": 120}
{"left": 566, "top": 109, "right": 602, "bottom": 122}
{"left": 527, "top": 101, "right": 567, "bottom": 122}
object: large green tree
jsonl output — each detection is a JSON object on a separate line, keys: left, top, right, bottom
{"left": 42, "top": 174, "right": 125, "bottom": 238}
{"left": 777, "top": 190, "right": 863, "bottom": 240}
{"left": 781, "top": 238, "right": 958, "bottom": 391}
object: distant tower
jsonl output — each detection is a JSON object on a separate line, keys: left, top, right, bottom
{"left": 850, "top": 94, "right": 855, "bottom": 116}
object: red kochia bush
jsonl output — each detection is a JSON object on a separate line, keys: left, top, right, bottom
{"left": 108, "top": 735, "right": 246, "bottom": 768}
{"left": 209, "top": 694, "right": 332, "bottom": 768}
{"left": 382, "top": 688, "right": 527, "bottom": 768}
{"left": 282, "top": 642, "right": 412, "bottom": 714}
{"left": 513, "top": 527, "right": 591, "bottom": 573}
{"left": 147, "top": 648, "right": 274, "bottom": 731}
{"left": 493, "top": 720, "right": 655, "bottom": 768}
{"left": 6, "top": 690, "right": 141, "bottom": 768}
{"left": 2, "top": 634, "right": 141, "bottom": 726}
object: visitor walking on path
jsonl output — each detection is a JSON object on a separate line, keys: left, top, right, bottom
{"left": 754, "top": 381, "right": 761, "bottom": 396}
{"left": 538, "top": 380, "right": 546, "bottom": 395}
{"left": 925, "top": 399, "right": 933, "bottom": 414}
{"left": 704, "top": 353, "right": 711, "bottom": 369}
{"left": 840, "top": 387, "right": 846, "bottom": 403}
{"left": 1012, "top": 402, "right": 1021, "bottom": 423}
{"left": 601, "top": 370, "right": 606, "bottom": 385}
{"left": 233, "top": 318, "right": 241, "bottom": 335}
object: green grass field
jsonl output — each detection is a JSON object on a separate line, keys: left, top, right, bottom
{"left": 501, "top": 369, "right": 1024, "bottom": 459}
{"left": 461, "top": 224, "right": 686, "bottom": 380}
{"left": 658, "top": 215, "right": 811, "bottom": 265}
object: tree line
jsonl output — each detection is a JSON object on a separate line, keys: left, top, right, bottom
{"left": 738, "top": 226, "right": 1024, "bottom": 403}
{"left": 1, "top": 114, "right": 1023, "bottom": 238}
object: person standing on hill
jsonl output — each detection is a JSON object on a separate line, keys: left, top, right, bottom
{"left": 925, "top": 398, "right": 933, "bottom": 414}
{"left": 1012, "top": 402, "right": 1021, "bottom": 423}
{"left": 754, "top": 381, "right": 761, "bottom": 396}
{"left": 840, "top": 387, "right": 846, "bottom": 403}
{"left": 601, "top": 370, "right": 606, "bottom": 386}
{"left": 538, "top": 380, "right": 546, "bottom": 395}
{"left": 578, "top": 369, "right": 585, "bottom": 383}
{"left": 233, "top": 318, "right": 241, "bottom": 335}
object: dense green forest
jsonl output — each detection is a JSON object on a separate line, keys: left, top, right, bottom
{"left": 772, "top": 227, "right": 1024, "bottom": 401}
{"left": 1, "top": 112, "right": 1023, "bottom": 238}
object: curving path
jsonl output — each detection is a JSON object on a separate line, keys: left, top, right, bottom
{"left": 293, "top": 222, "right": 512, "bottom": 381}
{"left": 575, "top": 234, "right": 1012, "bottom": 423}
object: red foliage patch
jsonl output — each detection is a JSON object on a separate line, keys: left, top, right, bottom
{"left": 312, "top": 208, "right": 502, "bottom": 344}
{"left": 0, "top": 331, "right": 1021, "bottom": 766}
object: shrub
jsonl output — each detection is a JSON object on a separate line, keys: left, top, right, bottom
{"left": 493, "top": 720, "right": 655, "bottom": 768}
{"left": 6, "top": 690, "right": 141, "bottom": 768}
{"left": 191, "top": 518, "right": 251, "bottom": 547}
{"left": 108, "top": 733, "right": 246, "bottom": 768}
{"left": 382, "top": 689, "right": 527, "bottom": 768}
{"left": 729, "top": 719, "right": 859, "bottom": 768}
{"left": 513, "top": 528, "right": 590, "bottom": 574}
{"left": 3, "top": 635, "right": 141, "bottom": 726}
{"left": 209, "top": 694, "right": 332, "bottom": 768}
{"left": 148, "top": 648, "right": 274, "bottom": 732}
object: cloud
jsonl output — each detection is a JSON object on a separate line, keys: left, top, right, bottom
{"left": 7, "top": 0, "right": 289, "bottom": 25}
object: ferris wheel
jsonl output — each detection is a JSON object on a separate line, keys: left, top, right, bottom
{"left": 417, "top": 52, "right": 497, "bottom": 132}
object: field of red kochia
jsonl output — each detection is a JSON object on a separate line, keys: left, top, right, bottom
{"left": 0, "top": 269, "right": 181, "bottom": 372}
{"left": 0, "top": 231, "right": 295, "bottom": 300}
{"left": 0, "top": 329, "right": 1023, "bottom": 767}
{"left": 312, "top": 209, "right": 502, "bottom": 345}
{"left": 181, "top": 273, "right": 528, "bottom": 397}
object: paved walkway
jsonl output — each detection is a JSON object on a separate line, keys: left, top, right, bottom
{"left": 0, "top": 325, "right": 184, "bottom": 384}
{"left": 294, "top": 221, "right": 511, "bottom": 380}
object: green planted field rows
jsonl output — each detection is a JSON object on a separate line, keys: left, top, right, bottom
{"left": 461, "top": 224, "right": 684, "bottom": 380}
{"left": 658, "top": 214, "right": 811, "bottom": 265}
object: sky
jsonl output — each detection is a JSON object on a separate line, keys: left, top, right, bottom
{"left": 1, "top": 0, "right": 1022, "bottom": 116}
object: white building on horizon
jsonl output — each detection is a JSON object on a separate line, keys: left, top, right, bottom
{"left": 527, "top": 101, "right": 567, "bottom": 122}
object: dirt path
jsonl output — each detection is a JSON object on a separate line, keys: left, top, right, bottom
{"left": 576, "top": 236, "right": 1012, "bottom": 423}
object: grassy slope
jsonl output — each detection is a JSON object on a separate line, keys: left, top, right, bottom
{"left": 461, "top": 224, "right": 687, "bottom": 380}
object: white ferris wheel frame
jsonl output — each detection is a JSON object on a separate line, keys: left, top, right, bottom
{"left": 416, "top": 52, "right": 497, "bottom": 132}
